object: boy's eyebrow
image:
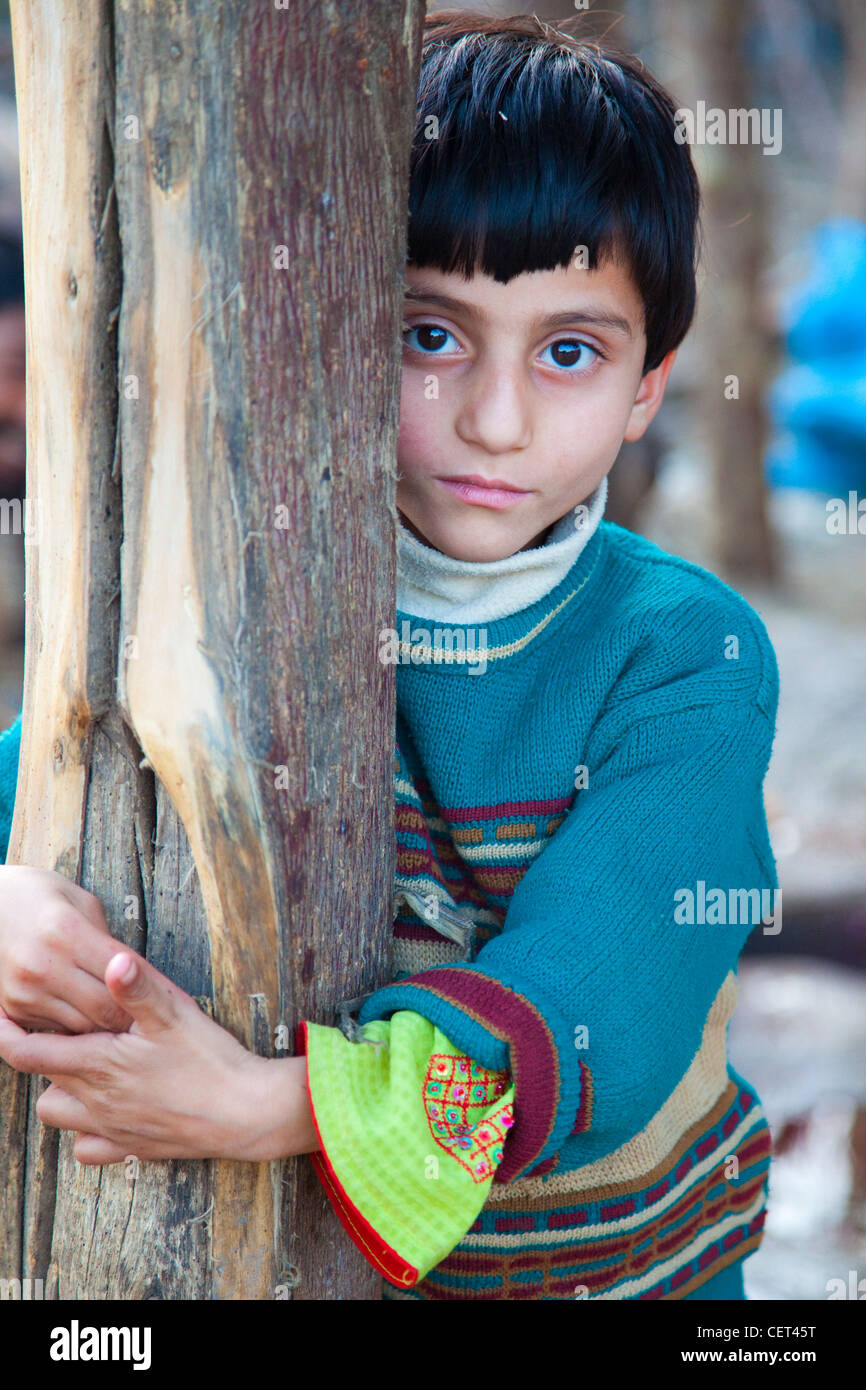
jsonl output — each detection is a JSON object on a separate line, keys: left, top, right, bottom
{"left": 403, "top": 286, "right": 634, "bottom": 339}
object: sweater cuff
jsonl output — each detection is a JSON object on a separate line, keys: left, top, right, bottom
{"left": 357, "top": 967, "right": 591, "bottom": 1181}
{"left": 296, "top": 1012, "right": 515, "bottom": 1288}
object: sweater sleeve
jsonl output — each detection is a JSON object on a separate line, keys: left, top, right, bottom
{"left": 0, "top": 710, "right": 21, "bottom": 864}
{"left": 296, "top": 1011, "right": 514, "bottom": 1288}
{"left": 358, "top": 601, "right": 779, "bottom": 1182}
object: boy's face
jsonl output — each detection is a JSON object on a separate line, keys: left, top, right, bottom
{"left": 397, "top": 256, "right": 677, "bottom": 561}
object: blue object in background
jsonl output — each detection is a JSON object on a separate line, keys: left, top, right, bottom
{"left": 766, "top": 218, "right": 866, "bottom": 494}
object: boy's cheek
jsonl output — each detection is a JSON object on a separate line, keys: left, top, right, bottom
{"left": 399, "top": 371, "right": 430, "bottom": 419}
{"left": 396, "top": 410, "right": 443, "bottom": 475}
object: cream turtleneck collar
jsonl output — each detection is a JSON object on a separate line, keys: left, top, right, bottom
{"left": 395, "top": 476, "right": 607, "bottom": 624}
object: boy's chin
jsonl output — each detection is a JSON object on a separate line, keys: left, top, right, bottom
{"left": 399, "top": 509, "right": 554, "bottom": 562}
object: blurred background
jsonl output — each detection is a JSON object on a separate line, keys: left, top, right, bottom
{"left": 0, "top": 0, "right": 862, "bottom": 1299}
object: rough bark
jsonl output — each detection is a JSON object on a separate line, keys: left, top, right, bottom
{"left": 1, "top": 0, "right": 423, "bottom": 1300}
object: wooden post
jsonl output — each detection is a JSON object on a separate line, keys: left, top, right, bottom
{"left": 0, "top": 0, "right": 423, "bottom": 1300}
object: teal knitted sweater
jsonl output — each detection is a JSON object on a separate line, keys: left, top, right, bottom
{"left": 364, "top": 517, "right": 778, "bottom": 1297}
{"left": 0, "top": 711, "right": 20, "bottom": 863}
{"left": 0, "top": 518, "right": 779, "bottom": 1299}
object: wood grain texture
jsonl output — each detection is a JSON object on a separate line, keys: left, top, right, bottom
{"left": 4, "top": 0, "right": 123, "bottom": 1291}
{"left": 3, "top": 0, "right": 424, "bottom": 1300}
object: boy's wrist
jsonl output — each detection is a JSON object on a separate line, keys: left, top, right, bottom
{"left": 230, "top": 1054, "right": 319, "bottom": 1162}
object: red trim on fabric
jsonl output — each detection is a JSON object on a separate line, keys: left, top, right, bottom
{"left": 295, "top": 1020, "right": 419, "bottom": 1289}
{"left": 569, "top": 1060, "right": 594, "bottom": 1135}
{"left": 439, "top": 796, "right": 573, "bottom": 821}
{"left": 525, "top": 1155, "right": 558, "bottom": 1178}
{"left": 393, "top": 922, "right": 454, "bottom": 943}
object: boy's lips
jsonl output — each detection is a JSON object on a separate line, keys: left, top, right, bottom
{"left": 435, "top": 474, "right": 531, "bottom": 509}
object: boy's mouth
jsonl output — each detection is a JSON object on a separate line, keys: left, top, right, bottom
{"left": 435, "top": 474, "right": 531, "bottom": 509}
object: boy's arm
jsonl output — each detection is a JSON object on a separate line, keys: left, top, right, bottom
{"left": 358, "top": 599, "right": 779, "bottom": 1181}
{"left": 0, "top": 706, "right": 505, "bottom": 1260}
{"left": 297, "top": 1011, "right": 514, "bottom": 1289}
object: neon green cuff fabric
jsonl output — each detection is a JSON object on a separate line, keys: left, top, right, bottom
{"left": 303, "top": 1010, "right": 515, "bottom": 1287}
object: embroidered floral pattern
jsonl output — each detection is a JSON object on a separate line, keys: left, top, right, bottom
{"left": 423, "top": 1054, "right": 514, "bottom": 1183}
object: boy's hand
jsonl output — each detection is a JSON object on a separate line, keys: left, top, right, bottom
{"left": 0, "top": 950, "right": 318, "bottom": 1165}
{"left": 0, "top": 866, "right": 134, "bottom": 1034}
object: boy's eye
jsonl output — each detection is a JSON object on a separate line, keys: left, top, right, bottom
{"left": 402, "top": 323, "right": 460, "bottom": 355}
{"left": 539, "top": 339, "right": 599, "bottom": 373}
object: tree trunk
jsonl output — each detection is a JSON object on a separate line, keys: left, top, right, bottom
{"left": 670, "top": 0, "right": 778, "bottom": 581}
{"left": 699, "top": 0, "right": 777, "bottom": 583}
{"left": 0, "top": 0, "right": 423, "bottom": 1300}
{"left": 642, "top": 0, "right": 778, "bottom": 583}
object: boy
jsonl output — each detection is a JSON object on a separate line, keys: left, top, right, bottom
{"left": 0, "top": 12, "right": 778, "bottom": 1300}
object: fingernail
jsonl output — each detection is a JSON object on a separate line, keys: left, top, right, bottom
{"left": 119, "top": 957, "right": 137, "bottom": 985}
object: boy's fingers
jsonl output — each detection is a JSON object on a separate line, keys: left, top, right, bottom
{"left": 66, "top": 967, "right": 134, "bottom": 1032}
{"left": 39, "top": 879, "right": 130, "bottom": 987}
{"left": 0, "top": 1017, "right": 110, "bottom": 1078}
{"left": 13, "top": 996, "right": 110, "bottom": 1036}
{"left": 71, "top": 922, "right": 140, "bottom": 987}
{"left": 0, "top": 1001, "right": 22, "bottom": 1032}
{"left": 36, "top": 1082, "right": 91, "bottom": 1131}
{"left": 54, "top": 878, "right": 113, "bottom": 932}
{"left": 104, "top": 953, "right": 182, "bottom": 1034}
{"left": 73, "top": 1133, "right": 129, "bottom": 1166}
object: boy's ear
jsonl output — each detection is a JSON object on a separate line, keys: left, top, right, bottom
{"left": 623, "top": 349, "right": 677, "bottom": 442}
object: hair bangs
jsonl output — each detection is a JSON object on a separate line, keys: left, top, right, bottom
{"left": 407, "top": 15, "right": 701, "bottom": 372}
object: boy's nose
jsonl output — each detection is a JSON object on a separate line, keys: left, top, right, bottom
{"left": 453, "top": 361, "right": 533, "bottom": 456}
